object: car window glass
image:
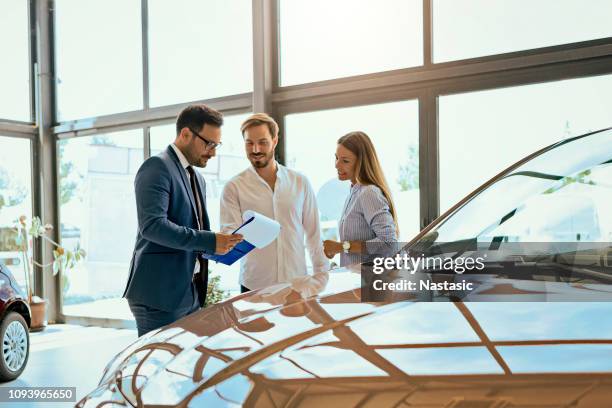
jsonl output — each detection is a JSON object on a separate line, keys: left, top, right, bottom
{"left": 434, "top": 129, "right": 612, "bottom": 244}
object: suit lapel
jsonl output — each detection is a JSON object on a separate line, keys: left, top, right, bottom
{"left": 166, "top": 146, "right": 199, "bottom": 227}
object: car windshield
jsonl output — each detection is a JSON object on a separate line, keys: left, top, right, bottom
{"left": 432, "top": 128, "right": 612, "bottom": 244}
{"left": 407, "top": 128, "right": 612, "bottom": 284}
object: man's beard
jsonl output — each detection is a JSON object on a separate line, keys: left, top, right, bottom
{"left": 249, "top": 151, "right": 273, "bottom": 168}
{"left": 186, "top": 141, "right": 210, "bottom": 168}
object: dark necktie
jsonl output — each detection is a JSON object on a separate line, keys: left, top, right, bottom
{"left": 186, "top": 166, "right": 204, "bottom": 229}
{"left": 186, "top": 165, "right": 208, "bottom": 307}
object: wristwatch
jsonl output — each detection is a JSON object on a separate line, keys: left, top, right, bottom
{"left": 342, "top": 241, "right": 351, "bottom": 254}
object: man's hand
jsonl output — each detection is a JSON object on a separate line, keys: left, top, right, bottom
{"left": 323, "top": 240, "right": 342, "bottom": 259}
{"left": 215, "top": 233, "right": 244, "bottom": 255}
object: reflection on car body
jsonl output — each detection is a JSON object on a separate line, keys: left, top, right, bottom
{"left": 77, "top": 127, "right": 612, "bottom": 407}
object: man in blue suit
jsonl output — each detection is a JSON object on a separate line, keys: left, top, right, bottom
{"left": 124, "top": 104, "right": 243, "bottom": 336}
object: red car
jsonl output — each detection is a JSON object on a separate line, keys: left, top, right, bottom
{"left": 0, "top": 263, "right": 30, "bottom": 381}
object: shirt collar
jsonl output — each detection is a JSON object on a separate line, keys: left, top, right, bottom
{"left": 170, "top": 143, "right": 190, "bottom": 170}
{"left": 248, "top": 160, "right": 285, "bottom": 178}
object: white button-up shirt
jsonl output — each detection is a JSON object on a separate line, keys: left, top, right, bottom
{"left": 220, "top": 163, "right": 329, "bottom": 290}
{"left": 170, "top": 143, "right": 201, "bottom": 275}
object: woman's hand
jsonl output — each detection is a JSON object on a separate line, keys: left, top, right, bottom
{"left": 323, "top": 240, "right": 343, "bottom": 259}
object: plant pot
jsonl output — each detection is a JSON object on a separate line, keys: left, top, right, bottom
{"left": 29, "top": 298, "right": 47, "bottom": 332}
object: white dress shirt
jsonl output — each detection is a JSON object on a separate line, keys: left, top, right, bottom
{"left": 170, "top": 143, "right": 191, "bottom": 175}
{"left": 170, "top": 143, "right": 201, "bottom": 275}
{"left": 220, "top": 163, "right": 329, "bottom": 290}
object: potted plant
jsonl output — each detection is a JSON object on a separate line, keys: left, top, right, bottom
{"left": 205, "top": 272, "right": 229, "bottom": 307}
{"left": 13, "top": 215, "right": 85, "bottom": 330}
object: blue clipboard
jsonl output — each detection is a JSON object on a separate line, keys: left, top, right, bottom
{"left": 202, "top": 217, "right": 257, "bottom": 266}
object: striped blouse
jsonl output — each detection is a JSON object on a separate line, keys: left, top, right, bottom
{"left": 338, "top": 183, "right": 398, "bottom": 267}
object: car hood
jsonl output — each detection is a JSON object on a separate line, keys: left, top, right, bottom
{"left": 77, "top": 269, "right": 612, "bottom": 407}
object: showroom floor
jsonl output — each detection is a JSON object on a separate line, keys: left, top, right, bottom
{"left": 1, "top": 324, "right": 137, "bottom": 407}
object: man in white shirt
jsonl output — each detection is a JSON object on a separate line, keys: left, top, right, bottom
{"left": 220, "top": 113, "right": 329, "bottom": 292}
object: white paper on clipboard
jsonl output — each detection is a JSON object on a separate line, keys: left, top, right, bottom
{"left": 233, "top": 210, "right": 280, "bottom": 249}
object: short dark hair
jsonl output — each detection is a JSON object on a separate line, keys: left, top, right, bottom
{"left": 176, "top": 104, "right": 224, "bottom": 135}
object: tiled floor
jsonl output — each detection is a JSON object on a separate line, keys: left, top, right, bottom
{"left": 0, "top": 324, "right": 137, "bottom": 408}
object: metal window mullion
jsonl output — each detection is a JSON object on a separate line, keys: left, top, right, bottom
{"left": 271, "top": 39, "right": 612, "bottom": 105}
{"left": 0, "top": 121, "right": 37, "bottom": 138}
{"left": 33, "top": 0, "right": 61, "bottom": 322}
{"left": 423, "top": 0, "right": 432, "bottom": 67}
{"left": 141, "top": 0, "right": 150, "bottom": 162}
{"left": 144, "top": 126, "right": 150, "bottom": 159}
{"left": 434, "top": 55, "right": 612, "bottom": 97}
{"left": 141, "top": 0, "right": 149, "bottom": 111}
{"left": 28, "top": 0, "right": 37, "bottom": 123}
{"left": 252, "top": 0, "right": 275, "bottom": 113}
{"left": 271, "top": 55, "right": 612, "bottom": 118}
{"left": 419, "top": 91, "right": 438, "bottom": 230}
{"left": 52, "top": 92, "right": 252, "bottom": 136}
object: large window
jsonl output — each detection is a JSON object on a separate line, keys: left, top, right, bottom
{"left": 0, "top": 136, "right": 32, "bottom": 290}
{"left": 433, "top": 0, "right": 612, "bottom": 62}
{"left": 439, "top": 73, "right": 612, "bottom": 213}
{"left": 148, "top": 1, "right": 253, "bottom": 107}
{"left": 150, "top": 113, "right": 251, "bottom": 295}
{"left": 54, "top": 0, "right": 143, "bottom": 120}
{"left": 59, "top": 130, "right": 143, "bottom": 319}
{"left": 279, "top": 0, "right": 423, "bottom": 86}
{"left": 14, "top": 0, "right": 612, "bottom": 328}
{"left": 0, "top": 1, "right": 30, "bottom": 121}
{"left": 285, "top": 101, "right": 419, "bottom": 244}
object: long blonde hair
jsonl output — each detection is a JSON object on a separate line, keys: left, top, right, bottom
{"left": 338, "top": 131, "right": 399, "bottom": 235}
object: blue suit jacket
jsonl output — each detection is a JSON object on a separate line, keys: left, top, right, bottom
{"left": 123, "top": 146, "right": 216, "bottom": 312}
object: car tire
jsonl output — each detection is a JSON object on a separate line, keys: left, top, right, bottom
{"left": 0, "top": 312, "right": 29, "bottom": 381}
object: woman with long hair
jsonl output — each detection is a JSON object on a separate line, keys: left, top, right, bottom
{"left": 323, "top": 131, "right": 399, "bottom": 266}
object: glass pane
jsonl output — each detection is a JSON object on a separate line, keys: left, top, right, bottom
{"left": 59, "top": 130, "right": 143, "bottom": 319}
{"left": 436, "top": 131, "right": 612, "bottom": 245}
{"left": 439, "top": 73, "right": 612, "bottom": 214}
{"left": 55, "top": 0, "right": 143, "bottom": 121}
{"left": 0, "top": 136, "right": 32, "bottom": 291}
{"left": 279, "top": 0, "right": 423, "bottom": 86}
{"left": 0, "top": 1, "right": 30, "bottom": 121}
{"left": 150, "top": 113, "right": 251, "bottom": 296}
{"left": 148, "top": 1, "right": 253, "bottom": 107}
{"left": 434, "top": 0, "right": 612, "bottom": 62}
{"left": 285, "top": 101, "right": 419, "bottom": 243}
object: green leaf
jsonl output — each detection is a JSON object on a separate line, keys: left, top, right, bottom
{"left": 28, "top": 217, "right": 42, "bottom": 237}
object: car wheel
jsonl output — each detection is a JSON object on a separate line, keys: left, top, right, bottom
{"left": 0, "top": 312, "right": 29, "bottom": 381}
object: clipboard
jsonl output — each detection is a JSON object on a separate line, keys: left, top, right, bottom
{"left": 203, "top": 211, "right": 280, "bottom": 266}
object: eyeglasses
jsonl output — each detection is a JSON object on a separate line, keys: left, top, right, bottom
{"left": 189, "top": 128, "right": 222, "bottom": 151}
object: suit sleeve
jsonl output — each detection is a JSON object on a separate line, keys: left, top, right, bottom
{"left": 135, "top": 157, "right": 216, "bottom": 254}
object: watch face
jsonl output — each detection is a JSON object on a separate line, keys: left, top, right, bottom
{"left": 342, "top": 241, "right": 350, "bottom": 250}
